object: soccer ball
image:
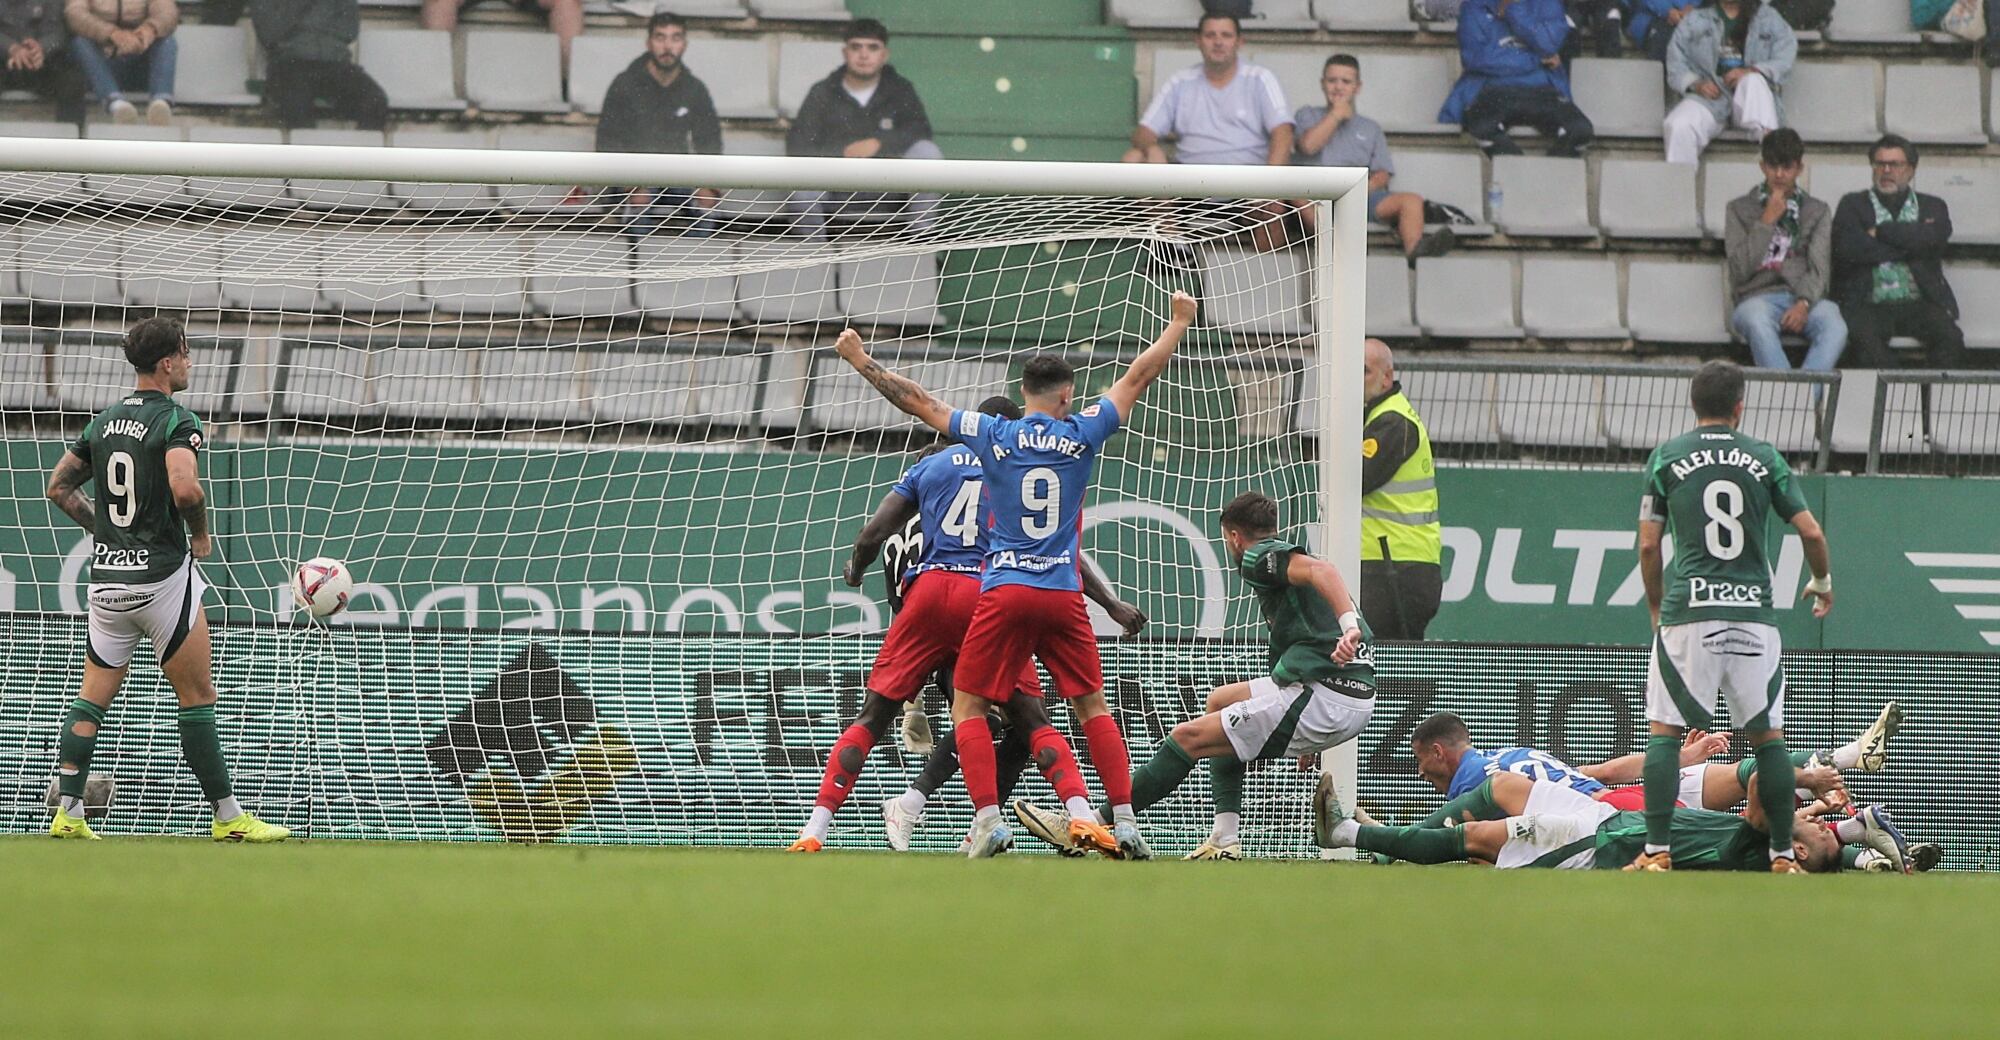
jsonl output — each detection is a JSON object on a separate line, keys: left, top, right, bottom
{"left": 293, "top": 557, "right": 353, "bottom": 619}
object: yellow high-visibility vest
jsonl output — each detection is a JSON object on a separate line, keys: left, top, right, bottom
{"left": 1361, "top": 391, "right": 1441, "bottom": 564}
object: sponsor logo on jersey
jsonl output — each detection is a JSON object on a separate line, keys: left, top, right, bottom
{"left": 186, "top": 431, "right": 202, "bottom": 452}
{"left": 101, "top": 419, "right": 149, "bottom": 439}
{"left": 1326, "top": 673, "right": 1374, "bottom": 695}
{"left": 1686, "top": 576, "right": 1764, "bottom": 608}
{"left": 991, "top": 549, "right": 1073, "bottom": 573}
{"left": 958, "top": 411, "right": 981, "bottom": 437}
{"left": 1699, "top": 625, "right": 1768, "bottom": 658}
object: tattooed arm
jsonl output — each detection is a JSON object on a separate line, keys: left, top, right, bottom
{"left": 46, "top": 450, "right": 95, "bottom": 534}
{"left": 833, "top": 328, "right": 954, "bottom": 435}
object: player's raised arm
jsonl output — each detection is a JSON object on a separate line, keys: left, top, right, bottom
{"left": 842, "top": 490, "right": 920, "bottom": 588}
{"left": 834, "top": 328, "right": 953, "bottom": 435}
{"left": 45, "top": 450, "right": 95, "bottom": 534}
{"left": 1284, "top": 551, "right": 1364, "bottom": 662}
{"left": 166, "top": 445, "right": 211, "bottom": 559}
{"left": 1080, "top": 556, "right": 1147, "bottom": 637}
{"left": 1103, "top": 291, "right": 1197, "bottom": 419}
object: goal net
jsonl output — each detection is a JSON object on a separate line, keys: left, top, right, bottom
{"left": 0, "top": 141, "right": 1364, "bottom": 852}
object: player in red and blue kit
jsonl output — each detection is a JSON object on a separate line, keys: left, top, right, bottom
{"left": 832, "top": 290, "right": 1199, "bottom": 858}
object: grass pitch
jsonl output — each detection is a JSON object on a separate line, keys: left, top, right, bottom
{"left": 2, "top": 838, "right": 1994, "bottom": 1038}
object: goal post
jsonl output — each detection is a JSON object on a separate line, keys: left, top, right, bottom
{"left": 0, "top": 138, "right": 1369, "bottom": 851}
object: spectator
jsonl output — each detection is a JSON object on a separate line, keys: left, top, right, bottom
{"left": 1627, "top": 0, "right": 1697, "bottom": 60}
{"left": 2, "top": 0, "right": 84, "bottom": 124}
{"left": 1440, "top": 0, "right": 1594, "bottom": 157}
{"left": 63, "top": 0, "right": 177, "bottom": 124}
{"left": 250, "top": 0, "right": 386, "bottom": 131}
{"left": 1724, "top": 129, "right": 1844, "bottom": 371}
{"left": 422, "top": 0, "right": 580, "bottom": 77}
{"left": 785, "top": 18, "right": 939, "bottom": 231}
{"left": 1832, "top": 135, "right": 1966, "bottom": 369}
{"left": 1662, "top": 0, "right": 1795, "bottom": 166}
{"left": 596, "top": 12, "right": 720, "bottom": 228}
{"left": 1360, "top": 339, "right": 1442, "bottom": 641}
{"left": 1293, "top": 54, "right": 1454, "bottom": 264}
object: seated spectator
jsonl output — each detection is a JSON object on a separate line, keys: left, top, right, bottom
{"left": 250, "top": 0, "right": 386, "bottom": 131}
{"left": 1832, "top": 135, "right": 1966, "bottom": 369}
{"left": 2, "top": 0, "right": 84, "bottom": 124}
{"left": 1294, "top": 54, "right": 1454, "bottom": 264}
{"left": 63, "top": 0, "right": 177, "bottom": 124}
{"left": 1440, "top": 0, "right": 1593, "bottom": 157}
{"left": 1724, "top": 129, "right": 1843, "bottom": 371}
{"left": 1627, "top": 0, "right": 1697, "bottom": 60}
{"left": 422, "top": 0, "right": 580, "bottom": 77}
{"left": 1662, "top": 0, "right": 1795, "bottom": 166}
{"left": 596, "top": 12, "right": 720, "bottom": 229}
{"left": 785, "top": 18, "right": 939, "bottom": 230}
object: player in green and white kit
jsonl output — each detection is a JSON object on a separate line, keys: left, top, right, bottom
{"left": 45, "top": 317, "right": 288, "bottom": 842}
{"left": 1629, "top": 361, "right": 1831, "bottom": 873}
{"left": 1014, "top": 491, "right": 1374, "bottom": 860}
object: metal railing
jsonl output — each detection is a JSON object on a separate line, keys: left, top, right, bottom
{"left": 1868, "top": 371, "right": 2000, "bottom": 477}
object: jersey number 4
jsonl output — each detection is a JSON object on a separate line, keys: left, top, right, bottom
{"left": 940, "top": 479, "right": 981, "bottom": 547}
{"left": 105, "top": 450, "right": 137, "bottom": 529}
{"left": 1702, "top": 482, "right": 1745, "bottom": 561}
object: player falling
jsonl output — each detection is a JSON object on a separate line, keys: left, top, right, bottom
{"left": 834, "top": 290, "right": 1199, "bottom": 858}
{"left": 788, "top": 397, "right": 1118, "bottom": 854}
{"left": 1015, "top": 491, "right": 1374, "bottom": 860}
{"left": 1630, "top": 360, "right": 1832, "bottom": 873}
{"left": 44, "top": 317, "right": 288, "bottom": 842}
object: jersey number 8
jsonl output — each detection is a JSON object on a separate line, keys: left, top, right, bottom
{"left": 1022, "top": 467, "right": 1061, "bottom": 537}
{"left": 1702, "top": 481, "right": 1745, "bottom": 561}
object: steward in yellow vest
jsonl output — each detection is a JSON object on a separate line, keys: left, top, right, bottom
{"left": 1360, "top": 339, "right": 1442, "bottom": 639}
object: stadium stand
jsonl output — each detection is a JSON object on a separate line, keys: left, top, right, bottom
{"left": 357, "top": 28, "right": 467, "bottom": 114}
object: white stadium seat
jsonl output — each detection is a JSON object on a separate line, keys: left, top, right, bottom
{"left": 1885, "top": 65, "right": 1987, "bottom": 146}
{"left": 480, "top": 347, "right": 587, "bottom": 423}
{"left": 464, "top": 32, "right": 569, "bottom": 114}
{"left": 1599, "top": 159, "right": 1700, "bottom": 239}
{"left": 1947, "top": 267, "right": 2000, "bottom": 350}
{"left": 357, "top": 28, "right": 466, "bottom": 113}
{"left": 589, "top": 347, "right": 766, "bottom": 426}
{"left": 1416, "top": 256, "right": 1521, "bottom": 338}
{"left": 54, "top": 340, "right": 140, "bottom": 412}
{"left": 423, "top": 229, "right": 531, "bottom": 315}
{"left": 839, "top": 253, "right": 942, "bottom": 328}
{"left": 1522, "top": 257, "right": 1626, "bottom": 339}
{"left": 1825, "top": 2, "right": 1922, "bottom": 42}
{"left": 120, "top": 222, "right": 224, "bottom": 309}
{"left": 1315, "top": 0, "right": 1417, "bottom": 31}
{"left": 635, "top": 237, "right": 739, "bottom": 321}
{"left": 736, "top": 242, "right": 839, "bottom": 324}
{"left": 1365, "top": 254, "right": 1420, "bottom": 338}
{"left": 567, "top": 34, "right": 637, "bottom": 117}
{"left": 275, "top": 344, "right": 374, "bottom": 419}
{"left": 1343, "top": 52, "right": 1458, "bottom": 134}
{"left": 1391, "top": 149, "right": 1492, "bottom": 235}
{"left": 1495, "top": 371, "right": 1605, "bottom": 448}
{"left": 1239, "top": 0, "right": 1320, "bottom": 30}
{"left": 1806, "top": 160, "right": 1872, "bottom": 205}
{"left": 1490, "top": 156, "right": 1595, "bottom": 237}
{"left": 1930, "top": 384, "right": 2000, "bottom": 455}
{"left": 1400, "top": 369, "right": 1496, "bottom": 444}
{"left": 217, "top": 224, "right": 322, "bottom": 312}
{"left": 1700, "top": 159, "right": 1762, "bottom": 237}
{"left": 1, "top": 334, "right": 53, "bottom": 409}
{"left": 1201, "top": 246, "right": 1309, "bottom": 335}
{"left": 1108, "top": 0, "right": 1204, "bottom": 29}
{"left": 375, "top": 347, "right": 479, "bottom": 421}
{"left": 529, "top": 233, "right": 635, "bottom": 317}
{"left": 17, "top": 219, "right": 123, "bottom": 307}
{"left": 777, "top": 40, "right": 845, "bottom": 118}
{"left": 1626, "top": 260, "right": 1730, "bottom": 344}
{"left": 1570, "top": 58, "right": 1666, "bottom": 138}
{"left": 695, "top": 38, "right": 779, "bottom": 119}
{"left": 1739, "top": 379, "right": 1825, "bottom": 454}
{"left": 1603, "top": 375, "right": 1688, "bottom": 452}
{"left": 749, "top": 0, "right": 853, "bottom": 20}
{"left": 173, "top": 24, "right": 259, "bottom": 106}
{"left": 1784, "top": 63, "right": 1880, "bottom": 143}
{"left": 1924, "top": 166, "right": 2000, "bottom": 245}
{"left": 317, "top": 225, "right": 427, "bottom": 313}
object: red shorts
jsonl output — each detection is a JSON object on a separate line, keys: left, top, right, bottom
{"left": 955, "top": 584, "right": 1102, "bottom": 702}
{"left": 1597, "top": 786, "right": 1685, "bottom": 812}
{"left": 867, "top": 572, "right": 1040, "bottom": 700}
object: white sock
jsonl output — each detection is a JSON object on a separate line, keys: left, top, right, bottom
{"left": 214, "top": 796, "right": 243, "bottom": 822}
{"left": 1834, "top": 816, "right": 1865, "bottom": 843}
{"left": 896, "top": 789, "right": 927, "bottom": 816}
{"left": 1830, "top": 742, "right": 1863, "bottom": 771}
{"left": 802, "top": 806, "right": 833, "bottom": 841}
{"left": 1329, "top": 818, "right": 1359, "bottom": 847}
{"left": 1063, "top": 796, "right": 1093, "bottom": 819}
{"left": 1209, "top": 812, "right": 1240, "bottom": 847}
{"left": 1769, "top": 846, "right": 1795, "bottom": 862}
{"left": 1110, "top": 803, "right": 1136, "bottom": 826}
{"left": 59, "top": 795, "right": 84, "bottom": 816}
{"left": 973, "top": 804, "right": 1000, "bottom": 822}
{"left": 1644, "top": 843, "right": 1670, "bottom": 856}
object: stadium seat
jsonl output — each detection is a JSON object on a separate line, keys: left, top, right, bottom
{"left": 17, "top": 219, "right": 123, "bottom": 307}
{"left": 1569, "top": 58, "right": 1666, "bottom": 138}
{"left": 1828, "top": 368, "right": 1878, "bottom": 455}
{"left": 1700, "top": 159, "right": 1761, "bottom": 236}
{"left": 388, "top": 129, "right": 497, "bottom": 210}
{"left": 54, "top": 339, "right": 142, "bottom": 412}
{"left": 589, "top": 346, "right": 766, "bottom": 427}
{"left": 749, "top": 0, "right": 853, "bottom": 19}
{"left": 737, "top": 241, "right": 840, "bottom": 324}
{"left": 1365, "top": 254, "right": 1420, "bottom": 338}
{"left": 286, "top": 129, "right": 392, "bottom": 209}
{"left": 423, "top": 229, "right": 532, "bottom": 315}
{"left": 1866, "top": 376, "right": 1931, "bottom": 457}
{"left": 1399, "top": 368, "right": 1497, "bottom": 444}
{"left": 217, "top": 224, "right": 323, "bottom": 312}
{"left": 778, "top": 40, "right": 845, "bottom": 118}
{"left": 492, "top": 125, "right": 597, "bottom": 211}
{"left": 83, "top": 124, "right": 187, "bottom": 207}
{"left": 374, "top": 347, "right": 479, "bottom": 422}
{"left": 1522, "top": 257, "right": 1626, "bottom": 339}
{"left": 1930, "top": 383, "right": 2000, "bottom": 455}
{"left": 634, "top": 237, "right": 739, "bottom": 321}
{"left": 1784, "top": 62, "right": 1880, "bottom": 143}
{"left": 1925, "top": 166, "right": 2000, "bottom": 245}
{"left": 1240, "top": 0, "right": 1320, "bottom": 29}
{"left": 1314, "top": 0, "right": 1417, "bottom": 31}
{"left": 1884, "top": 65, "right": 1986, "bottom": 145}
{"left": 808, "top": 354, "right": 1009, "bottom": 432}
{"left": 1947, "top": 267, "right": 2000, "bottom": 349}
{"left": 357, "top": 28, "right": 466, "bottom": 113}
{"left": 1148, "top": 48, "right": 1200, "bottom": 104}
{"left": 1598, "top": 159, "right": 1699, "bottom": 239}
{"left": 710, "top": 131, "right": 790, "bottom": 217}
{"left": 1625, "top": 259, "right": 1730, "bottom": 344}
{"left": 568, "top": 34, "right": 637, "bottom": 117}
{"left": 1495, "top": 371, "right": 1605, "bottom": 448}
{"left": 1490, "top": 156, "right": 1594, "bottom": 237}
{"left": 186, "top": 126, "right": 291, "bottom": 209}
{"left": 1108, "top": 0, "right": 1205, "bottom": 28}
{"left": 1200, "top": 246, "right": 1309, "bottom": 335}
{"left": 1391, "top": 149, "right": 1492, "bottom": 235}
{"left": 275, "top": 343, "right": 374, "bottom": 419}
{"left": 0, "top": 335, "right": 52, "bottom": 410}
{"left": 1738, "top": 379, "right": 1826, "bottom": 454}
{"left": 1602, "top": 374, "right": 1689, "bottom": 451}
{"left": 120, "top": 222, "right": 224, "bottom": 309}
{"left": 695, "top": 38, "right": 779, "bottom": 118}
{"left": 172, "top": 24, "right": 259, "bottom": 107}
{"left": 838, "top": 252, "right": 942, "bottom": 328}
{"left": 317, "top": 226, "right": 428, "bottom": 313}
{"left": 1807, "top": 159, "right": 1871, "bottom": 207}
{"left": 480, "top": 347, "right": 586, "bottom": 424}
{"left": 464, "top": 32, "right": 569, "bottom": 114}
{"left": 529, "top": 233, "right": 635, "bottom": 317}
{"left": 1415, "top": 256, "right": 1520, "bottom": 338}
{"left": 1825, "top": 2, "right": 1922, "bottom": 42}
{"left": 664, "top": 0, "right": 750, "bottom": 17}
{"left": 1343, "top": 53, "right": 1458, "bottom": 135}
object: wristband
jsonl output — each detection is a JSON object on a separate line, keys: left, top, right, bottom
{"left": 1338, "top": 611, "right": 1361, "bottom": 636}
{"left": 1805, "top": 574, "right": 1831, "bottom": 596}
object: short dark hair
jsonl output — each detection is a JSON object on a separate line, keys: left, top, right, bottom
{"left": 976, "top": 395, "right": 1023, "bottom": 420}
{"left": 844, "top": 17, "right": 888, "bottom": 44}
{"left": 123, "top": 316, "right": 186, "bottom": 373}
{"left": 1760, "top": 127, "right": 1803, "bottom": 167}
{"left": 1689, "top": 359, "right": 1746, "bottom": 421}
{"left": 1196, "top": 10, "right": 1240, "bottom": 33}
{"left": 646, "top": 11, "right": 684, "bottom": 33}
{"left": 1411, "top": 712, "right": 1470, "bottom": 748}
{"left": 1218, "top": 491, "right": 1278, "bottom": 536}
{"left": 1869, "top": 133, "right": 1918, "bottom": 167}
{"left": 1324, "top": 53, "right": 1360, "bottom": 75}
{"left": 1020, "top": 354, "right": 1074, "bottom": 397}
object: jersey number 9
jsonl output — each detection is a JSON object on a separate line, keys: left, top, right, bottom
{"left": 1022, "top": 467, "right": 1060, "bottom": 537}
{"left": 106, "top": 450, "right": 137, "bottom": 529}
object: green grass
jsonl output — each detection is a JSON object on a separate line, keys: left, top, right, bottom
{"left": 2, "top": 838, "right": 1995, "bottom": 1038}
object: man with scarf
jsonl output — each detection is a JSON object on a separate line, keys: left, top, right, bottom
{"left": 1724, "top": 128, "right": 1844, "bottom": 371}
{"left": 1831, "top": 134, "right": 1966, "bottom": 369}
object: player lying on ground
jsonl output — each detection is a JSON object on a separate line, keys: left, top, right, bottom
{"left": 44, "top": 317, "right": 288, "bottom": 842}
{"left": 833, "top": 291, "right": 1198, "bottom": 858}
{"left": 791, "top": 396, "right": 1131, "bottom": 853}
{"left": 1015, "top": 491, "right": 1373, "bottom": 861}
{"left": 1318, "top": 771, "right": 1844, "bottom": 872}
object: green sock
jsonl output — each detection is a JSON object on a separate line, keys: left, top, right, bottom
{"left": 1356, "top": 824, "right": 1467, "bottom": 864}
{"left": 57, "top": 698, "right": 108, "bottom": 801}
{"left": 1643, "top": 735, "right": 1680, "bottom": 849}
{"left": 1417, "top": 778, "right": 1502, "bottom": 827}
{"left": 1735, "top": 757, "right": 1756, "bottom": 789}
{"left": 1209, "top": 756, "right": 1245, "bottom": 816}
{"left": 1126, "top": 736, "right": 1196, "bottom": 815}
{"left": 1790, "top": 749, "right": 1816, "bottom": 769}
{"left": 1840, "top": 845, "right": 1863, "bottom": 871}
{"left": 1756, "top": 739, "right": 1795, "bottom": 857}
{"left": 177, "top": 705, "right": 234, "bottom": 803}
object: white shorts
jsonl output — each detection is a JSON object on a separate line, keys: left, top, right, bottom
{"left": 1495, "top": 779, "right": 1617, "bottom": 870}
{"left": 86, "top": 555, "right": 206, "bottom": 670}
{"left": 1219, "top": 675, "right": 1374, "bottom": 762}
{"left": 1677, "top": 764, "right": 1709, "bottom": 809}
{"left": 1645, "top": 621, "right": 1785, "bottom": 732}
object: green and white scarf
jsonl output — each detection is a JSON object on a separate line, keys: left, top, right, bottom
{"left": 1869, "top": 189, "right": 1922, "bottom": 305}
{"left": 1754, "top": 183, "right": 1802, "bottom": 270}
